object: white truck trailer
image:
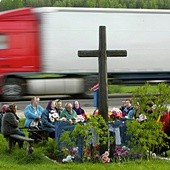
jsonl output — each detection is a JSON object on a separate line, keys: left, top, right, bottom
{"left": 0, "top": 7, "right": 170, "bottom": 100}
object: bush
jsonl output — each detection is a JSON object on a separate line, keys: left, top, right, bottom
{"left": 126, "top": 83, "right": 170, "bottom": 159}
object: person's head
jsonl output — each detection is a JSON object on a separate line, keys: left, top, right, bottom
{"left": 134, "top": 102, "right": 140, "bottom": 110}
{"left": 46, "top": 100, "right": 56, "bottom": 110}
{"left": 125, "top": 98, "right": 132, "bottom": 107}
{"left": 9, "top": 103, "right": 17, "bottom": 114}
{"left": 65, "top": 103, "right": 73, "bottom": 114}
{"left": 55, "top": 99, "right": 62, "bottom": 109}
{"left": 0, "top": 104, "right": 9, "bottom": 113}
{"left": 73, "top": 101, "right": 80, "bottom": 109}
{"left": 121, "top": 101, "right": 126, "bottom": 106}
{"left": 31, "top": 96, "right": 40, "bottom": 107}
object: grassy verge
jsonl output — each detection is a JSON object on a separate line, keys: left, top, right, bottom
{"left": 0, "top": 132, "right": 170, "bottom": 170}
{"left": 108, "top": 85, "right": 158, "bottom": 94}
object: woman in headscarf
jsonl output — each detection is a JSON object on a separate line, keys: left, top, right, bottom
{"left": 72, "top": 101, "right": 86, "bottom": 119}
{"left": 73, "top": 101, "right": 84, "bottom": 115}
{"left": 41, "top": 100, "right": 59, "bottom": 139}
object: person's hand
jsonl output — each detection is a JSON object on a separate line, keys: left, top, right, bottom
{"left": 35, "top": 117, "right": 41, "bottom": 121}
{"left": 14, "top": 114, "right": 20, "bottom": 121}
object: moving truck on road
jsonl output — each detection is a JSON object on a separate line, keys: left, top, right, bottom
{"left": 0, "top": 7, "right": 170, "bottom": 100}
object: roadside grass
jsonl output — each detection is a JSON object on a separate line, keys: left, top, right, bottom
{"left": 108, "top": 85, "right": 158, "bottom": 94}
{"left": 1, "top": 84, "right": 170, "bottom": 169}
{"left": 0, "top": 133, "right": 170, "bottom": 170}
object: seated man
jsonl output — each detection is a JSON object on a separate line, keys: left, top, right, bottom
{"left": 24, "top": 96, "right": 44, "bottom": 142}
{"left": 60, "top": 103, "right": 77, "bottom": 123}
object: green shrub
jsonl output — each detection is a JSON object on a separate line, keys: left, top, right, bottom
{"left": 126, "top": 83, "right": 170, "bottom": 159}
{"left": 44, "top": 139, "right": 63, "bottom": 162}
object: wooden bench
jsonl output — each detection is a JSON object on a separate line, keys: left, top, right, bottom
{"left": 27, "top": 129, "right": 49, "bottom": 143}
{"left": 6, "top": 134, "right": 34, "bottom": 154}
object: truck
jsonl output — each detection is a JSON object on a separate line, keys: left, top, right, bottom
{"left": 0, "top": 7, "right": 170, "bottom": 101}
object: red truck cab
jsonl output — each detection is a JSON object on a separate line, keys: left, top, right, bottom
{"left": 0, "top": 8, "right": 40, "bottom": 100}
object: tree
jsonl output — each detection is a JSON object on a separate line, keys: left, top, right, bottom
{"left": 0, "top": 0, "right": 23, "bottom": 11}
{"left": 24, "top": 0, "right": 52, "bottom": 7}
{"left": 53, "top": 0, "right": 123, "bottom": 8}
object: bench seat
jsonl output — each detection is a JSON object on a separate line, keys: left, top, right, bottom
{"left": 7, "top": 134, "right": 34, "bottom": 154}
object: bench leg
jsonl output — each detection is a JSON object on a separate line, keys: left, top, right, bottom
{"left": 26, "top": 142, "right": 34, "bottom": 154}
{"left": 42, "top": 131, "right": 49, "bottom": 142}
{"left": 6, "top": 137, "right": 17, "bottom": 152}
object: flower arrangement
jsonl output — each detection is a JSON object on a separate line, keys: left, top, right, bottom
{"left": 109, "top": 107, "right": 122, "bottom": 119}
{"left": 49, "top": 110, "right": 59, "bottom": 122}
{"left": 62, "top": 147, "right": 79, "bottom": 163}
{"left": 60, "top": 114, "right": 86, "bottom": 124}
{"left": 83, "top": 144, "right": 100, "bottom": 162}
{"left": 113, "top": 145, "right": 130, "bottom": 161}
{"left": 100, "top": 151, "right": 110, "bottom": 163}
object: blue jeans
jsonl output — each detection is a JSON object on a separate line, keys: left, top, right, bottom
{"left": 16, "top": 130, "right": 25, "bottom": 137}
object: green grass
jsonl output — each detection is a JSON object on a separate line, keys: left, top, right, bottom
{"left": 108, "top": 85, "right": 159, "bottom": 94}
{"left": 0, "top": 132, "right": 170, "bottom": 170}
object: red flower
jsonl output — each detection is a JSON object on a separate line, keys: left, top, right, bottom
{"left": 86, "top": 149, "right": 91, "bottom": 155}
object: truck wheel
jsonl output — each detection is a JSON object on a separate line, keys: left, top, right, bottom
{"left": 2, "top": 78, "right": 24, "bottom": 101}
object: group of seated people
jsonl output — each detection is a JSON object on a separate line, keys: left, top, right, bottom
{"left": 0, "top": 96, "right": 86, "bottom": 142}
{"left": 1, "top": 96, "right": 169, "bottom": 144}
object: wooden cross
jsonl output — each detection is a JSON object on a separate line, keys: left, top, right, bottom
{"left": 78, "top": 26, "right": 127, "bottom": 121}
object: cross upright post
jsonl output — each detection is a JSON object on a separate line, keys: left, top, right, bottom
{"left": 78, "top": 26, "right": 127, "bottom": 122}
{"left": 98, "top": 26, "right": 108, "bottom": 121}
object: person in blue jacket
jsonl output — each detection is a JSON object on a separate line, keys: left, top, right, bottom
{"left": 24, "top": 96, "right": 44, "bottom": 128}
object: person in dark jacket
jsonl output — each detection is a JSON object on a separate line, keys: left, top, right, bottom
{"left": 1, "top": 104, "right": 25, "bottom": 147}
{"left": 0, "top": 104, "right": 9, "bottom": 132}
{"left": 41, "top": 100, "right": 58, "bottom": 139}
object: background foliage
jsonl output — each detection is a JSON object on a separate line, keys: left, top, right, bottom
{"left": 0, "top": 0, "right": 170, "bottom": 11}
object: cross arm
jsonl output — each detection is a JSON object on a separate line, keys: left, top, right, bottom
{"left": 107, "top": 50, "right": 127, "bottom": 57}
{"left": 78, "top": 50, "right": 98, "bottom": 57}
{"left": 78, "top": 50, "right": 127, "bottom": 57}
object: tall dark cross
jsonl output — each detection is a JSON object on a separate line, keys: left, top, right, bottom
{"left": 78, "top": 26, "right": 127, "bottom": 121}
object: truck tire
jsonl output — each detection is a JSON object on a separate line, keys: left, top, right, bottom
{"left": 2, "top": 78, "right": 24, "bottom": 101}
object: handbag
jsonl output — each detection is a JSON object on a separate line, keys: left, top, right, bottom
{"left": 29, "top": 120, "right": 41, "bottom": 129}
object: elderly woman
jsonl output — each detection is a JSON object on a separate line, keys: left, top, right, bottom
{"left": 41, "top": 100, "right": 59, "bottom": 139}
{"left": 0, "top": 104, "right": 9, "bottom": 132}
{"left": 1, "top": 104, "right": 25, "bottom": 147}
{"left": 55, "top": 99, "right": 64, "bottom": 115}
{"left": 60, "top": 103, "right": 77, "bottom": 121}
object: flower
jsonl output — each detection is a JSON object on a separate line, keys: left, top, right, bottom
{"left": 75, "top": 115, "right": 85, "bottom": 123}
{"left": 60, "top": 117, "right": 67, "bottom": 122}
{"left": 49, "top": 110, "right": 59, "bottom": 122}
{"left": 110, "top": 107, "right": 122, "bottom": 119}
{"left": 100, "top": 151, "right": 110, "bottom": 163}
